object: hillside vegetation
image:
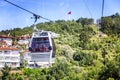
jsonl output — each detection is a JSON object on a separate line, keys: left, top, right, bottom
{"left": 0, "top": 14, "right": 120, "bottom": 80}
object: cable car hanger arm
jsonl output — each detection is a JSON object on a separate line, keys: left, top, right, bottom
{"left": 4, "top": 0, "right": 52, "bottom": 23}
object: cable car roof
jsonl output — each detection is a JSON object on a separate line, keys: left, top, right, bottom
{"left": 32, "top": 30, "right": 59, "bottom": 38}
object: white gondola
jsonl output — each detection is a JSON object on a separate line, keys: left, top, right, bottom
{"left": 29, "top": 26, "right": 56, "bottom": 68}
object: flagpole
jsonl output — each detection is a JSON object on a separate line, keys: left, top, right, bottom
{"left": 68, "top": 15, "right": 71, "bottom": 20}
{"left": 67, "top": 11, "right": 71, "bottom": 20}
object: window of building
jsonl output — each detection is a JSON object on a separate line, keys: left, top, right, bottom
{"left": 12, "top": 51, "right": 19, "bottom": 55}
{"left": 12, "top": 62, "right": 17, "bottom": 66}
{"left": 5, "top": 56, "right": 11, "bottom": 60}
{"left": 0, "top": 62, "right": 4, "bottom": 66}
{"left": 0, "top": 56, "right": 4, "bottom": 60}
{"left": 11, "top": 57, "right": 18, "bottom": 60}
{"left": 0, "top": 51, "right": 3, "bottom": 54}
{"left": 4, "top": 51, "right": 10, "bottom": 54}
{"left": 6, "top": 62, "right": 11, "bottom": 66}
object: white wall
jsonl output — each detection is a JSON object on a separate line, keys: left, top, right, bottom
{"left": 0, "top": 50, "right": 20, "bottom": 68}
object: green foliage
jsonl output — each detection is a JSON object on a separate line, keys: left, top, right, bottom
{"left": 9, "top": 73, "right": 24, "bottom": 80}
{"left": 73, "top": 50, "right": 98, "bottom": 66}
{"left": 1, "top": 64, "right": 11, "bottom": 80}
{"left": 98, "top": 60, "right": 120, "bottom": 80}
{"left": 48, "top": 59, "right": 71, "bottom": 80}
{"left": 76, "top": 17, "right": 94, "bottom": 27}
{"left": 79, "top": 26, "right": 95, "bottom": 49}
{"left": 101, "top": 13, "right": 120, "bottom": 37}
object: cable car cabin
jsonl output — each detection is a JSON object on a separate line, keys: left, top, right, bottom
{"left": 29, "top": 31, "right": 56, "bottom": 67}
{"left": 29, "top": 31, "right": 56, "bottom": 57}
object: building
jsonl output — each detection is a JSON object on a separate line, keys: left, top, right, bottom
{"left": 17, "top": 34, "right": 30, "bottom": 49}
{"left": 0, "top": 47, "right": 20, "bottom": 68}
{"left": 18, "top": 34, "right": 30, "bottom": 45}
{"left": 0, "top": 35, "right": 13, "bottom": 46}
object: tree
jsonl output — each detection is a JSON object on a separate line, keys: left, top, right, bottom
{"left": 100, "top": 13, "right": 120, "bottom": 37}
{"left": 76, "top": 18, "right": 94, "bottom": 27}
{"left": 49, "top": 59, "right": 71, "bottom": 80}
{"left": 1, "top": 64, "right": 11, "bottom": 80}
{"left": 101, "top": 48, "right": 108, "bottom": 65}
{"left": 79, "top": 26, "right": 93, "bottom": 49}
{"left": 98, "top": 61, "right": 120, "bottom": 80}
{"left": 73, "top": 50, "right": 98, "bottom": 66}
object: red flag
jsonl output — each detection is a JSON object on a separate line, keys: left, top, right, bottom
{"left": 68, "top": 11, "right": 71, "bottom": 15}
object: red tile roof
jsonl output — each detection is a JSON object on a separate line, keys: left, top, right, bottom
{"left": 0, "top": 47, "right": 19, "bottom": 51}
{"left": 17, "top": 34, "right": 30, "bottom": 40}
{"left": 0, "top": 35, "right": 13, "bottom": 38}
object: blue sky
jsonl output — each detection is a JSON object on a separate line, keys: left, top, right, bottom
{"left": 0, "top": 0, "right": 120, "bottom": 31}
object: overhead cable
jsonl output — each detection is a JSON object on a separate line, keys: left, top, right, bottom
{"left": 82, "top": 0, "right": 93, "bottom": 18}
{"left": 4, "top": 0, "right": 52, "bottom": 23}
